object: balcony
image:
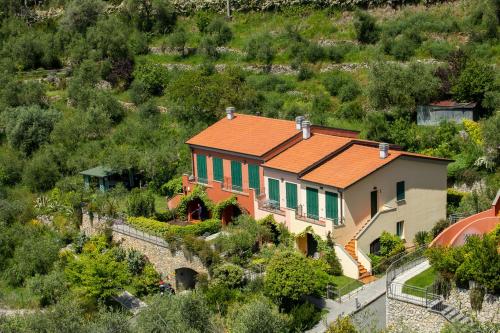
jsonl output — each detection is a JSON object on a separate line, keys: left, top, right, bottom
{"left": 257, "top": 198, "right": 285, "bottom": 216}
{"left": 294, "top": 205, "right": 343, "bottom": 227}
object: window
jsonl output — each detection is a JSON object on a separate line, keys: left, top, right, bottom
{"left": 397, "top": 181, "right": 405, "bottom": 201}
{"left": 397, "top": 221, "right": 404, "bottom": 238}
{"left": 268, "top": 178, "right": 280, "bottom": 207}
{"left": 248, "top": 164, "right": 260, "bottom": 195}
{"left": 325, "top": 191, "right": 339, "bottom": 224}
{"left": 306, "top": 187, "right": 319, "bottom": 220}
{"left": 231, "top": 161, "right": 242, "bottom": 191}
{"left": 196, "top": 154, "right": 207, "bottom": 184}
{"left": 370, "top": 238, "right": 381, "bottom": 255}
{"left": 285, "top": 182, "right": 298, "bottom": 209}
{"left": 213, "top": 157, "right": 223, "bottom": 182}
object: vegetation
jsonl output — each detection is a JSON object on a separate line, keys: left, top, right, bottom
{"left": 0, "top": 0, "right": 498, "bottom": 331}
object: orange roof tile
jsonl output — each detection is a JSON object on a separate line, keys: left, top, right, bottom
{"left": 186, "top": 113, "right": 299, "bottom": 157}
{"left": 300, "top": 145, "right": 403, "bottom": 188}
{"left": 262, "top": 134, "right": 353, "bottom": 173}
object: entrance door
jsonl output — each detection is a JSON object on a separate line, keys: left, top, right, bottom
{"left": 370, "top": 190, "right": 378, "bottom": 218}
{"left": 306, "top": 233, "right": 318, "bottom": 257}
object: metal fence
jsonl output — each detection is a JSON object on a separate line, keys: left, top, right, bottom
{"left": 105, "top": 216, "right": 171, "bottom": 249}
{"left": 386, "top": 246, "right": 427, "bottom": 287}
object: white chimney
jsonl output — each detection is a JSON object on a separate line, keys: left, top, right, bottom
{"left": 295, "top": 116, "right": 305, "bottom": 130}
{"left": 379, "top": 143, "right": 389, "bottom": 159}
{"left": 302, "top": 120, "right": 311, "bottom": 140}
{"left": 226, "top": 106, "right": 235, "bottom": 120}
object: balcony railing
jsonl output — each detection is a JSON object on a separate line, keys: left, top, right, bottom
{"left": 257, "top": 198, "right": 284, "bottom": 215}
{"left": 295, "top": 205, "right": 325, "bottom": 226}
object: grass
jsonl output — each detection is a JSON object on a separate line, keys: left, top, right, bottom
{"left": 402, "top": 267, "right": 437, "bottom": 297}
{"left": 154, "top": 194, "right": 168, "bottom": 213}
{"left": 0, "top": 280, "right": 39, "bottom": 309}
{"left": 331, "top": 275, "right": 363, "bottom": 296}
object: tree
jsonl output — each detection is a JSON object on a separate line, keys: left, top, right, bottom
{"left": 126, "top": 0, "right": 177, "bottom": 34}
{"left": 126, "top": 189, "right": 155, "bottom": 217}
{"left": 326, "top": 317, "right": 358, "bottom": 333}
{"left": 168, "top": 27, "right": 188, "bottom": 57}
{"left": 3, "top": 105, "right": 60, "bottom": 156}
{"left": 206, "top": 17, "right": 233, "bottom": 46}
{"left": 0, "top": 147, "right": 23, "bottom": 186}
{"left": 227, "top": 297, "right": 288, "bottom": 333}
{"left": 368, "top": 62, "right": 440, "bottom": 110}
{"left": 65, "top": 249, "right": 130, "bottom": 302}
{"left": 245, "top": 33, "right": 276, "bottom": 68}
{"left": 23, "top": 151, "right": 61, "bottom": 192}
{"left": 60, "top": 0, "right": 104, "bottom": 35}
{"left": 211, "top": 263, "right": 245, "bottom": 289}
{"left": 353, "top": 10, "right": 379, "bottom": 44}
{"left": 451, "top": 61, "right": 495, "bottom": 113}
{"left": 135, "top": 294, "right": 214, "bottom": 333}
{"left": 264, "top": 250, "right": 332, "bottom": 306}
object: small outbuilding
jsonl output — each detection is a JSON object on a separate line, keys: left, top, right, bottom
{"left": 80, "top": 166, "right": 138, "bottom": 192}
{"left": 417, "top": 100, "right": 476, "bottom": 126}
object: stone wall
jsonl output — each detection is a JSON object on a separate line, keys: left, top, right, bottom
{"left": 386, "top": 297, "right": 447, "bottom": 333}
{"left": 447, "top": 288, "right": 499, "bottom": 324}
{"left": 81, "top": 213, "right": 208, "bottom": 289}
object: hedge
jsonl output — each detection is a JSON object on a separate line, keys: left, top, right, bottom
{"left": 170, "top": 0, "right": 450, "bottom": 14}
{"left": 176, "top": 185, "right": 215, "bottom": 220}
{"left": 126, "top": 216, "right": 222, "bottom": 238}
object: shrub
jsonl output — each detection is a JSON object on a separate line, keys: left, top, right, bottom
{"left": 127, "top": 249, "right": 146, "bottom": 275}
{"left": 127, "top": 216, "right": 221, "bottom": 238}
{"left": 26, "top": 269, "right": 68, "bottom": 307}
{"left": 469, "top": 287, "right": 485, "bottom": 312}
{"left": 431, "top": 219, "right": 450, "bottom": 238}
{"left": 451, "top": 61, "right": 495, "bottom": 112}
{"left": 354, "top": 10, "right": 379, "bottom": 44}
{"left": 206, "top": 17, "right": 232, "bottom": 46}
{"left": 133, "top": 61, "right": 171, "bottom": 96}
{"left": 160, "top": 177, "right": 183, "bottom": 198}
{"left": 245, "top": 33, "right": 276, "bottom": 67}
{"left": 227, "top": 297, "right": 288, "bottom": 333}
{"left": 288, "top": 301, "right": 322, "bottom": 332}
{"left": 414, "top": 231, "right": 429, "bottom": 247}
{"left": 126, "top": 189, "right": 155, "bottom": 217}
{"left": 423, "top": 40, "right": 454, "bottom": 60}
{"left": 303, "top": 43, "right": 325, "bottom": 63}
{"left": 133, "top": 263, "right": 160, "bottom": 297}
{"left": 198, "top": 36, "right": 219, "bottom": 60}
{"left": 130, "top": 79, "right": 152, "bottom": 105}
{"left": 378, "top": 231, "right": 405, "bottom": 257}
{"left": 265, "top": 250, "right": 332, "bottom": 306}
{"left": 138, "top": 101, "right": 160, "bottom": 119}
{"left": 195, "top": 11, "right": 212, "bottom": 33}
{"left": 168, "top": 27, "right": 188, "bottom": 56}
{"left": 211, "top": 263, "right": 245, "bottom": 288}
{"left": 326, "top": 316, "right": 358, "bottom": 333}
{"left": 389, "top": 35, "right": 417, "bottom": 61}
{"left": 297, "top": 65, "right": 314, "bottom": 81}
{"left": 23, "top": 152, "right": 61, "bottom": 192}
{"left": 338, "top": 81, "right": 361, "bottom": 102}
{"left": 337, "top": 101, "right": 365, "bottom": 120}
{"left": 322, "top": 71, "right": 354, "bottom": 97}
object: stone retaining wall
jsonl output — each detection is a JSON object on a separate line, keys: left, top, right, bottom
{"left": 81, "top": 213, "right": 208, "bottom": 289}
{"left": 386, "top": 297, "right": 447, "bottom": 333}
{"left": 447, "top": 288, "right": 499, "bottom": 323}
{"left": 386, "top": 289, "right": 500, "bottom": 332}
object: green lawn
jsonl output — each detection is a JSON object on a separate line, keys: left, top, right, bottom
{"left": 402, "top": 267, "right": 437, "bottom": 297}
{"left": 331, "top": 275, "right": 363, "bottom": 296}
{"left": 154, "top": 194, "right": 168, "bottom": 213}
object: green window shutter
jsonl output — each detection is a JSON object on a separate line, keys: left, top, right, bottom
{"left": 197, "top": 154, "right": 207, "bottom": 184}
{"left": 248, "top": 164, "right": 260, "bottom": 195}
{"left": 213, "top": 157, "right": 223, "bottom": 182}
{"left": 231, "top": 161, "right": 242, "bottom": 191}
{"left": 268, "top": 178, "right": 280, "bottom": 206}
{"left": 286, "top": 183, "right": 298, "bottom": 209}
{"left": 325, "top": 191, "right": 339, "bottom": 224}
{"left": 397, "top": 181, "right": 405, "bottom": 201}
{"left": 306, "top": 187, "right": 319, "bottom": 220}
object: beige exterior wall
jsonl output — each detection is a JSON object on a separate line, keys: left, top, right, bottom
{"left": 343, "top": 157, "right": 447, "bottom": 253}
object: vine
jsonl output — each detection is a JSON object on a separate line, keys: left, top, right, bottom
{"left": 175, "top": 185, "right": 215, "bottom": 220}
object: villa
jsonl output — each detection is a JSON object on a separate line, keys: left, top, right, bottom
{"left": 181, "top": 108, "right": 451, "bottom": 280}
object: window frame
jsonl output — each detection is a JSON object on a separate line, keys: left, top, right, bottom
{"left": 396, "top": 181, "right": 405, "bottom": 202}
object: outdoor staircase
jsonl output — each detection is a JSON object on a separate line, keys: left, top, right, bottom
{"left": 345, "top": 239, "right": 374, "bottom": 283}
{"left": 429, "top": 302, "right": 471, "bottom": 324}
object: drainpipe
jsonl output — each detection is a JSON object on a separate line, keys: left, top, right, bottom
{"left": 339, "top": 190, "right": 344, "bottom": 226}
{"left": 191, "top": 148, "right": 195, "bottom": 179}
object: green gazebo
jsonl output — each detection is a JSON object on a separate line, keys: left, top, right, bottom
{"left": 80, "top": 166, "right": 117, "bottom": 192}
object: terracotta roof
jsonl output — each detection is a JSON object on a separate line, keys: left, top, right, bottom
{"left": 300, "top": 145, "right": 403, "bottom": 188}
{"left": 429, "top": 100, "right": 476, "bottom": 108}
{"left": 430, "top": 210, "right": 499, "bottom": 247}
{"left": 186, "top": 113, "right": 299, "bottom": 157}
{"left": 262, "top": 134, "right": 353, "bottom": 173}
